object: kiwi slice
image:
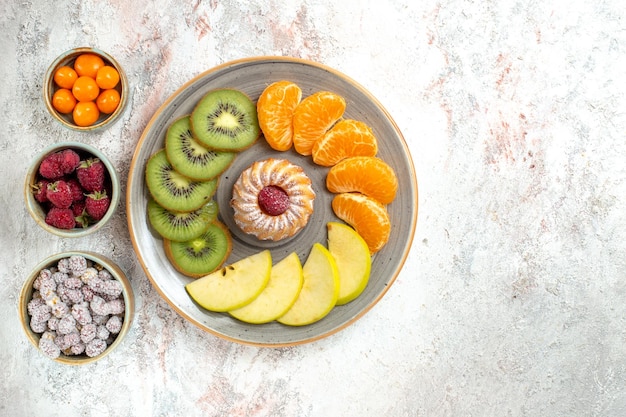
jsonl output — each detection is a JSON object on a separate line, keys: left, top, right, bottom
{"left": 147, "top": 198, "right": 218, "bottom": 242}
{"left": 190, "top": 89, "right": 260, "bottom": 151}
{"left": 164, "top": 221, "right": 232, "bottom": 278}
{"left": 165, "top": 115, "right": 236, "bottom": 181}
{"left": 145, "top": 149, "right": 218, "bottom": 212}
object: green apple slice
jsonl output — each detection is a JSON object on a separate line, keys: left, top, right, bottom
{"left": 229, "top": 252, "right": 304, "bottom": 324}
{"left": 327, "top": 222, "right": 372, "bottom": 305}
{"left": 185, "top": 250, "right": 272, "bottom": 312}
{"left": 278, "top": 243, "right": 339, "bottom": 326}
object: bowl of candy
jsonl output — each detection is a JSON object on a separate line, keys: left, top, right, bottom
{"left": 24, "top": 142, "right": 120, "bottom": 238}
{"left": 43, "top": 47, "right": 128, "bottom": 131}
{"left": 19, "top": 251, "right": 134, "bottom": 365}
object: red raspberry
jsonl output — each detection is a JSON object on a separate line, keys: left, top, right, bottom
{"left": 258, "top": 185, "right": 290, "bottom": 216}
{"left": 85, "top": 190, "right": 111, "bottom": 221}
{"left": 76, "top": 158, "right": 105, "bottom": 192}
{"left": 38, "top": 152, "right": 64, "bottom": 180}
{"left": 66, "top": 177, "right": 85, "bottom": 202}
{"left": 72, "top": 200, "right": 90, "bottom": 228}
{"left": 59, "top": 149, "right": 81, "bottom": 174}
{"left": 32, "top": 179, "right": 50, "bottom": 203}
{"left": 71, "top": 200, "right": 86, "bottom": 217}
{"left": 46, "top": 180, "right": 73, "bottom": 209}
{"left": 45, "top": 207, "right": 76, "bottom": 229}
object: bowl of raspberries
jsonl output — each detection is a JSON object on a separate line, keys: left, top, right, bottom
{"left": 19, "top": 251, "right": 134, "bottom": 364}
{"left": 24, "top": 142, "right": 120, "bottom": 237}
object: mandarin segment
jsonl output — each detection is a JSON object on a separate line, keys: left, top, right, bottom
{"left": 257, "top": 81, "right": 302, "bottom": 151}
{"left": 292, "top": 91, "right": 346, "bottom": 156}
{"left": 326, "top": 156, "right": 398, "bottom": 205}
{"left": 312, "top": 119, "right": 378, "bottom": 166}
{"left": 331, "top": 192, "right": 391, "bottom": 253}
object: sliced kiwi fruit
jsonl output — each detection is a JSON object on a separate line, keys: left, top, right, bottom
{"left": 164, "top": 221, "right": 232, "bottom": 278}
{"left": 190, "top": 89, "right": 260, "bottom": 151}
{"left": 145, "top": 149, "right": 218, "bottom": 212}
{"left": 165, "top": 115, "right": 236, "bottom": 181}
{"left": 147, "top": 198, "right": 218, "bottom": 242}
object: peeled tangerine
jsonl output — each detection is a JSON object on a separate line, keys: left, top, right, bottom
{"left": 278, "top": 243, "right": 339, "bottom": 326}
{"left": 185, "top": 250, "right": 272, "bottom": 312}
{"left": 292, "top": 91, "right": 346, "bottom": 156}
{"left": 326, "top": 156, "right": 398, "bottom": 205}
{"left": 229, "top": 252, "right": 304, "bottom": 324}
{"left": 327, "top": 222, "right": 371, "bottom": 305}
{"left": 312, "top": 119, "right": 378, "bottom": 167}
{"left": 257, "top": 80, "right": 302, "bottom": 151}
{"left": 331, "top": 192, "right": 391, "bottom": 254}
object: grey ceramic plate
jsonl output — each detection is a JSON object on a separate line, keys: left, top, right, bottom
{"left": 127, "top": 57, "right": 418, "bottom": 347}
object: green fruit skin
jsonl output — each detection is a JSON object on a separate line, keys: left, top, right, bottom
{"left": 165, "top": 221, "right": 232, "bottom": 278}
{"left": 145, "top": 149, "right": 218, "bottom": 212}
{"left": 147, "top": 199, "right": 218, "bottom": 242}
{"left": 190, "top": 89, "right": 260, "bottom": 151}
{"left": 165, "top": 115, "right": 236, "bottom": 181}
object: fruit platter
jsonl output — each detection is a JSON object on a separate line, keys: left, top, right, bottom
{"left": 127, "top": 57, "right": 418, "bottom": 346}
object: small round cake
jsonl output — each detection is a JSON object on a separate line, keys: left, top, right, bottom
{"left": 230, "top": 158, "right": 315, "bottom": 241}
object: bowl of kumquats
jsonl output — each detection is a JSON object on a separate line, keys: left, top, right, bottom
{"left": 43, "top": 47, "right": 128, "bottom": 131}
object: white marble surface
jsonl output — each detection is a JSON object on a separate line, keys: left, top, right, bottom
{"left": 2, "top": 0, "right": 626, "bottom": 415}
